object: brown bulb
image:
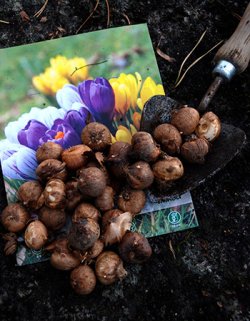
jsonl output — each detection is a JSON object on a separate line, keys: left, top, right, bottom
{"left": 43, "top": 179, "right": 66, "bottom": 209}
{"left": 72, "top": 203, "right": 100, "bottom": 223}
{"left": 46, "top": 238, "right": 80, "bottom": 270}
{"left": 118, "top": 188, "right": 146, "bottom": 216}
{"left": 195, "top": 112, "right": 221, "bottom": 142}
{"left": 39, "top": 206, "right": 66, "bottom": 231}
{"left": 2, "top": 233, "right": 17, "bottom": 256}
{"left": 70, "top": 265, "right": 96, "bottom": 295}
{"left": 68, "top": 218, "right": 100, "bottom": 252}
{"left": 86, "top": 239, "right": 104, "bottom": 260}
{"left": 62, "top": 144, "right": 91, "bottom": 170}
{"left": 18, "top": 181, "right": 44, "bottom": 210}
{"left": 95, "top": 251, "right": 127, "bottom": 285}
{"left": 153, "top": 156, "right": 184, "bottom": 181}
{"left": 119, "top": 231, "right": 152, "bottom": 263}
{"left": 81, "top": 122, "right": 112, "bottom": 151}
{"left": 36, "top": 142, "right": 63, "bottom": 163}
{"left": 78, "top": 167, "right": 106, "bottom": 198}
{"left": 171, "top": 106, "right": 200, "bottom": 135}
{"left": 131, "top": 132, "right": 160, "bottom": 162}
{"left": 1, "top": 203, "right": 29, "bottom": 233}
{"left": 153, "top": 123, "right": 182, "bottom": 154}
{"left": 36, "top": 159, "right": 67, "bottom": 182}
{"left": 65, "top": 180, "right": 83, "bottom": 211}
{"left": 94, "top": 186, "right": 115, "bottom": 212}
{"left": 106, "top": 142, "right": 131, "bottom": 179}
{"left": 126, "top": 161, "right": 154, "bottom": 189}
{"left": 24, "top": 220, "right": 48, "bottom": 250}
{"left": 181, "top": 137, "right": 209, "bottom": 164}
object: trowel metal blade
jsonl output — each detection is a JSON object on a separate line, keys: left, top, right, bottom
{"left": 140, "top": 95, "right": 247, "bottom": 202}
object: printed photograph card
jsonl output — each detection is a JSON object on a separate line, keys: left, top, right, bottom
{"left": 0, "top": 24, "right": 198, "bottom": 265}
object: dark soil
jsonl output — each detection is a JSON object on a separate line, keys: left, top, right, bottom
{"left": 0, "top": 1, "right": 250, "bottom": 320}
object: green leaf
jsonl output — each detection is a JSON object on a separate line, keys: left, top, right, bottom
{"left": 3, "top": 176, "right": 27, "bottom": 203}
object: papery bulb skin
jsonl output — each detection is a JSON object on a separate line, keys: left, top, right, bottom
{"left": 171, "top": 106, "right": 200, "bottom": 135}
{"left": 68, "top": 218, "right": 100, "bottom": 252}
{"left": 153, "top": 123, "right": 182, "bottom": 154}
{"left": 81, "top": 122, "right": 112, "bottom": 151}
{"left": 71, "top": 265, "right": 96, "bottom": 295}
{"left": 95, "top": 251, "right": 127, "bottom": 285}
{"left": 36, "top": 142, "right": 63, "bottom": 163}
{"left": 119, "top": 231, "right": 152, "bottom": 263}
{"left": 195, "top": 112, "right": 221, "bottom": 142}
{"left": 24, "top": 220, "right": 48, "bottom": 250}
{"left": 1, "top": 204, "right": 29, "bottom": 233}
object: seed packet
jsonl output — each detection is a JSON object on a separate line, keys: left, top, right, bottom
{"left": 0, "top": 24, "right": 198, "bottom": 265}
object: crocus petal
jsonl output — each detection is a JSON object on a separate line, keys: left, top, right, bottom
{"left": 67, "top": 57, "right": 89, "bottom": 83}
{"left": 78, "top": 80, "right": 92, "bottom": 108}
{"left": 4, "top": 106, "right": 66, "bottom": 143}
{"left": 0, "top": 140, "right": 21, "bottom": 161}
{"left": 90, "top": 82, "right": 115, "bottom": 119}
{"left": 37, "top": 106, "right": 67, "bottom": 128}
{"left": 137, "top": 77, "right": 165, "bottom": 110}
{"left": 4, "top": 121, "right": 21, "bottom": 144}
{"left": 15, "top": 148, "right": 38, "bottom": 179}
{"left": 18, "top": 120, "right": 48, "bottom": 150}
{"left": 64, "top": 107, "right": 92, "bottom": 136}
{"left": 2, "top": 145, "right": 37, "bottom": 180}
{"left": 56, "top": 84, "right": 83, "bottom": 110}
{"left": 115, "top": 125, "right": 132, "bottom": 144}
{"left": 39, "top": 119, "right": 82, "bottom": 149}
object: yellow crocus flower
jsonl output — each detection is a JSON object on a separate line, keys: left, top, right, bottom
{"left": 32, "top": 67, "right": 69, "bottom": 96}
{"left": 115, "top": 124, "right": 137, "bottom": 144}
{"left": 50, "top": 55, "right": 69, "bottom": 77}
{"left": 137, "top": 77, "right": 165, "bottom": 110}
{"left": 67, "top": 57, "right": 89, "bottom": 83}
{"left": 109, "top": 72, "right": 142, "bottom": 115}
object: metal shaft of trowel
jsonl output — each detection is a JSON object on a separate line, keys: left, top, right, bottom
{"left": 198, "top": 60, "right": 237, "bottom": 112}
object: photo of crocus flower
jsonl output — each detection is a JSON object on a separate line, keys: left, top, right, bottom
{"left": 0, "top": 24, "right": 165, "bottom": 202}
{"left": 57, "top": 77, "right": 115, "bottom": 130}
{"left": 0, "top": 24, "right": 198, "bottom": 260}
{"left": 32, "top": 55, "right": 90, "bottom": 96}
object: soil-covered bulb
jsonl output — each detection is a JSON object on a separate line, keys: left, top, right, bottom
{"left": 36, "top": 142, "right": 63, "bottom": 163}
{"left": 153, "top": 123, "right": 182, "bottom": 154}
{"left": 24, "top": 220, "right": 48, "bottom": 250}
{"left": 119, "top": 231, "right": 152, "bottom": 263}
{"left": 171, "top": 106, "right": 200, "bottom": 135}
{"left": 126, "top": 161, "right": 154, "bottom": 189}
{"left": 1, "top": 203, "right": 30, "bottom": 233}
{"left": 68, "top": 218, "right": 100, "bottom": 252}
{"left": 18, "top": 181, "right": 44, "bottom": 210}
{"left": 81, "top": 122, "right": 112, "bottom": 151}
{"left": 78, "top": 167, "right": 107, "bottom": 197}
{"left": 62, "top": 144, "right": 91, "bottom": 170}
{"left": 131, "top": 131, "right": 160, "bottom": 162}
{"left": 95, "top": 251, "right": 127, "bottom": 285}
{"left": 70, "top": 265, "right": 96, "bottom": 295}
{"left": 181, "top": 137, "right": 209, "bottom": 164}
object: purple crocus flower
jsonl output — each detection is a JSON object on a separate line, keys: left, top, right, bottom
{"left": 56, "top": 77, "right": 115, "bottom": 132}
{"left": 39, "top": 119, "right": 81, "bottom": 149}
{"left": 17, "top": 120, "right": 48, "bottom": 150}
{"left": 78, "top": 77, "right": 115, "bottom": 123}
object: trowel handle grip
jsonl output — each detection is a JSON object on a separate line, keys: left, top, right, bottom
{"left": 214, "top": 2, "right": 250, "bottom": 73}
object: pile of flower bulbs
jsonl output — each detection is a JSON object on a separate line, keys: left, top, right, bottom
{"left": 0, "top": 106, "right": 221, "bottom": 295}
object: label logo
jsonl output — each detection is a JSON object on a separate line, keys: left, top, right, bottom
{"left": 168, "top": 211, "right": 181, "bottom": 225}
